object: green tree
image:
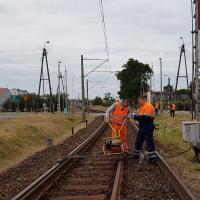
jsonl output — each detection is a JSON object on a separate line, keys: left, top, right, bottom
{"left": 163, "top": 84, "right": 174, "bottom": 93}
{"left": 93, "top": 96, "right": 103, "bottom": 105}
{"left": 103, "top": 92, "right": 115, "bottom": 106}
{"left": 116, "top": 58, "right": 153, "bottom": 103}
{"left": 176, "top": 89, "right": 190, "bottom": 94}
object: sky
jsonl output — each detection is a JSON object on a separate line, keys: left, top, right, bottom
{"left": 0, "top": 0, "right": 193, "bottom": 99}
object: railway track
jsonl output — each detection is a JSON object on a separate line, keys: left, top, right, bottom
{"left": 12, "top": 120, "right": 195, "bottom": 200}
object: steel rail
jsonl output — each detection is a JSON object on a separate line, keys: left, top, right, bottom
{"left": 12, "top": 121, "right": 107, "bottom": 200}
{"left": 111, "top": 160, "right": 124, "bottom": 200}
{"left": 128, "top": 120, "right": 195, "bottom": 200}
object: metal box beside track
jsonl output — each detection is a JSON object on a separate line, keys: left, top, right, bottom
{"left": 182, "top": 121, "right": 200, "bottom": 147}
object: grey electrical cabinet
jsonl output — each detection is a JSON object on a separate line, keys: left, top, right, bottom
{"left": 182, "top": 121, "right": 200, "bottom": 147}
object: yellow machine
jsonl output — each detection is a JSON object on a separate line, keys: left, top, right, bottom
{"left": 103, "top": 119, "right": 126, "bottom": 156}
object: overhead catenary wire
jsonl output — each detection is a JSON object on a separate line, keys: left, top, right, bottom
{"left": 97, "top": 0, "right": 113, "bottom": 87}
{"left": 99, "top": 0, "right": 111, "bottom": 70}
{"left": 86, "top": 0, "right": 113, "bottom": 94}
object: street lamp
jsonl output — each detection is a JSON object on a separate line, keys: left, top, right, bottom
{"left": 159, "top": 58, "right": 163, "bottom": 112}
{"left": 44, "top": 41, "right": 50, "bottom": 49}
{"left": 57, "top": 61, "right": 62, "bottom": 113}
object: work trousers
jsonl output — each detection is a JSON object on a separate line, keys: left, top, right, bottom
{"left": 112, "top": 124, "right": 128, "bottom": 152}
{"left": 155, "top": 108, "right": 159, "bottom": 116}
{"left": 134, "top": 129, "right": 156, "bottom": 160}
{"left": 170, "top": 110, "right": 175, "bottom": 118}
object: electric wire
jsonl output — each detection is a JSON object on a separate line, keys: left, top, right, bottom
{"left": 157, "top": 144, "right": 192, "bottom": 158}
{"left": 99, "top": 0, "right": 111, "bottom": 70}
{"left": 155, "top": 125, "right": 192, "bottom": 158}
{"left": 87, "top": 0, "right": 113, "bottom": 94}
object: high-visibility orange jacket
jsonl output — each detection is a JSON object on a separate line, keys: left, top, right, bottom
{"left": 139, "top": 101, "right": 155, "bottom": 117}
{"left": 133, "top": 101, "right": 155, "bottom": 131}
{"left": 155, "top": 103, "right": 159, "bottom": 110}
{"left": 171, "top": 103, "right": 176, "bottom": 111}
{"left": 110, "top": 102, "right": 129, "bottom": 152}
{"left": 110, "top": 102, "right": 128, "bottom": 125}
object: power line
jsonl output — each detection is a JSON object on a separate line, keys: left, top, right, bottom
{"left": 98, "top": 0, "right": 118, "bottom": 91}
{"left": 98, "top": 0, "right": 111, "bottom": 70}
{"left": 81, "top": 0, "right": 113, "bottom": 96}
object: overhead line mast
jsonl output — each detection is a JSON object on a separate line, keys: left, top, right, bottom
{"left": 192, "top": 0, "right": 200, "bottom": 120}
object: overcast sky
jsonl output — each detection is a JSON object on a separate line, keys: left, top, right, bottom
{"left": 0, "top": 0, "right": 192, "bottom": 98}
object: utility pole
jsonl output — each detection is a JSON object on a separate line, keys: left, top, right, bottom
{"left": 168, "top": 77, "right": 171, "bottom": 100}
{"left": 64, "top": 67, "right": 68, "bottom": 115}
{"left": 159, "top": 58, "right": 163, "bottom": 112}
{"left": 80, "top": 55, "right": 108, "bottom": 121}
{"left": 148, "top": 65, "right": 154, "bottom": 103}
{"left": 191, "top": 0, "right": 195, "bottom": 119}
{"left": 86, "top": 79, "right": 89, "bottom": 107}
{"left": 194, "top": 0, "right": 200, "bottom": 120}
{"left": 57, "top": 61, "right": 62, "bottom": 113}
{"left": 37, "top": 41, "right": 54, "bottom": 113}
{"left": 81, "top": 55, "right": 86, "bottom": 121}
{"left": 175, "top": 37, "right": 189, "bottom": 97}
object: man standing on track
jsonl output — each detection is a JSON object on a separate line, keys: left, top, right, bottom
{"left": 131, "top": 95, "right": 156, "bottom": 163}
{"left": 105, "top": 99, "right": 131, "bottom": 153}
{"left": 170, "top": 102, "right": 176, "bottom": 118}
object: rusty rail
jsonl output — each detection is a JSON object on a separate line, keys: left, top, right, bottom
{"left": 111, "top": 161, "right": 124, "bottom": 200}
{"left": 12, "top": 121, "right": 107, "bottom": 200}
{"left": 128, "top": 120, "right": 195, "bottom": 200}
{"left": 156, "top": 153, "right": 195, "bottom": 200}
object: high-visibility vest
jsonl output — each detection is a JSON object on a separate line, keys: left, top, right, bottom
{"left": 110, "top": 102, "right": 128, "bottom": 125}
{"left": 155, "top": 103, "right": 159, "bottom": 109}
{"left": 139, "top": 101, "right": 155, "bottom": 117}
{"left": 171, "top": 103, "right": 176, "bottom": 111}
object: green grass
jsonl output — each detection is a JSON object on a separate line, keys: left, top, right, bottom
{"left": 155, "top": 112, "right": 193, "bottom": 154}
{"left": 155, "top": 112, "right": 200, "bottom": 198}
{"left": 0, "top": 114, "right": 95, "bottom": 171}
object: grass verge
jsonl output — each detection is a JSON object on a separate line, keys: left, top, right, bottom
{"left": 155, "top": 112, "right": 200, "bottom": 199}
{"left": 0, "top": 113, "right": 95, "bottom": 172}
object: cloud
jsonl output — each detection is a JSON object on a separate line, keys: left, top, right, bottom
{"left": 0, "top": 0, "right": 192, "bottom": 98}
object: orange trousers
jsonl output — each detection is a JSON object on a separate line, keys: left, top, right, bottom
{"left": 112, "top": 124, "right": 128, "bottom": 152}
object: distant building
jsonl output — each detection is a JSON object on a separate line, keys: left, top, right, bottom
{"left": 152, "top": 91, "right": 189, "bottom": 102}
{"left": 0, "top": 88, "right": 28, "bottom": 108}
{"left": 9, "top": 88, "right": 28, "bottom": 96}
{"left": 0, "top": 88, "right": 11, "bottom": 108}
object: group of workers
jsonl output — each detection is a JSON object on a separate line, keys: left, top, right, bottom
{"left": 105, "top": 95, "right": 156, "bottom": 163}
{"left": 155, "top": 102, "right": 176, "bottom": 117}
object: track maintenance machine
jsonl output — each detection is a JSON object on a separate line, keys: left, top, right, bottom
{"left": 103, "top": 119, "right": 127, "bottom": 156}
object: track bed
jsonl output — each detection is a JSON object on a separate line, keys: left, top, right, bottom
{"left": 6, "top": 118, "right": 194, "bottom": 200}
{"left": 0, "top": 117, "right": 103, "bottom": 200}
{"left": 121, "top": 123, "right": 179, "bottom": 200}
{"left": 40, "top": 127, "right": 116, "bottom": 200}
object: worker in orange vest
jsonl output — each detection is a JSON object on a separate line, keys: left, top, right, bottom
{"left": 105, "top": 99, "right": 131, "bottom": 153}
{"left": 170, "top": 102, "right": 176, "bottom": 118}
{"left": 154, "top": 102, "right": 159, "bottom": 116}
{"left": 131, "top": 95, "right": 156, "bottom": 163}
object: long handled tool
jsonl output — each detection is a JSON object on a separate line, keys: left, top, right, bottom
{"left": 103, "top": 119, "right": 127, "bottom": 156}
